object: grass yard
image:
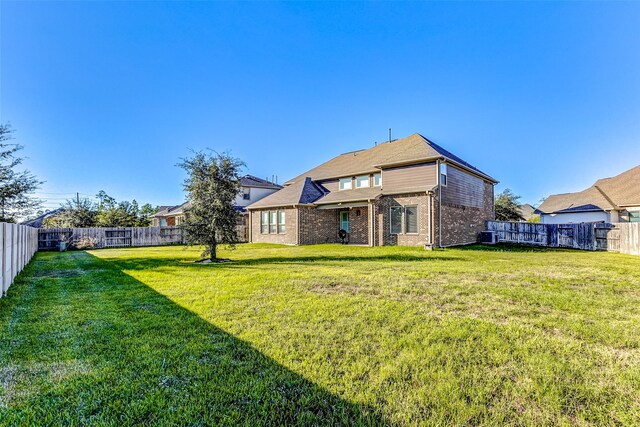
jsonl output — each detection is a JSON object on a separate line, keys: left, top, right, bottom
{"left": 1, "top": 244, "right": 640, "bottom": 426}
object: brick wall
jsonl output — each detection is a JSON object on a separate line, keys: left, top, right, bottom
{"left": 348, "top": 207, "right": 369, "bottom": 245}
{"left": 249, "top": 207, "right": 298, "bottom": 245}
{"left": 376, "top": 193, "right": 432, "bottom": 247}
{"left": 439, "top": 181, "right": 494, "bottom": 247}
{"left": 298, "top": 207, "right": 340, "bottom": 245}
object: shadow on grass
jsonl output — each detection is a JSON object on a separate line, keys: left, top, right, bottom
{"left": 0, "top": 251, "right": 385, "bottom": 426}
{"left": 104, "top": 254, "right": 464, "bottom": 272}
{"left": 456, "top": 243, "right": 587, "bottom": 253}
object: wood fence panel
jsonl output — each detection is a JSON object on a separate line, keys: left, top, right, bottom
{"left": 0, "top": 223, "right": 39, "bottom": 298}
{"left": 38, "top": 226, "right": 185, "bottom": 250}
{"left": 486, "top": 221, "right": 639, "bottom": 255}
{"left": 619, "top": 223, "right": 640, "bottom": 256}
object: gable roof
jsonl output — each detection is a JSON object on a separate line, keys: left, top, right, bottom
{"left": 20, "top": 208, "right": 64, "bottom": 227}
{"left": 246, "top": 177, "right": 325, "bottom": 209}
{"left": 517, "top": 203, "right": 537, "bottom": 220}
{"left": 240, "top": 175, "right": 282, "bottom": 190}
{"left": 285, "top": 133, "right": 497, "bottom": 185}
{"left": 538, "top": 165, "right": 640, "bottom": 214}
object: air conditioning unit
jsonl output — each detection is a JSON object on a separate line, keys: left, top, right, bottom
{"left": 480, "top": 231, "right": 498, "bottom": 244}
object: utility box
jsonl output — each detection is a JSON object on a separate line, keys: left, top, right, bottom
{"left": 480, "top": 231, "right": 498, "bottom": 244}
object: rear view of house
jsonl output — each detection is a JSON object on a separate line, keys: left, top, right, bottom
{"left": 538, "top": 165, "right": 640, "bottom": 224}
{"left": 247, "top": 133, "right": 497, "bottom": 247}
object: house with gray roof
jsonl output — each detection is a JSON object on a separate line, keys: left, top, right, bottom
{"left": 538, "top": 165, "right": 640, "bottom": 224}
{"left": 246, "top": 133, "right": 497, "bottom": 247}
{"left": 151, "top": 175, "right": 282, "bottom": 229}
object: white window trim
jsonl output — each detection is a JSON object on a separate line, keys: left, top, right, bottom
{"left": 355, "top": 175, "right": 370, "bottom": 189}
{"left": 277, "top": 210, "right": 286, "bottom": 234}
{"left": 373, "top": 173, "right": 382, "bottom": 187}
{"left": 339, "top": 177, "right": 353, "bottom": 191}
{"left": 260, "top": 212, "right": 269, "bottom": 234}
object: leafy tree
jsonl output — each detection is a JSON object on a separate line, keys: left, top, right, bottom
{"left": 178, "top": 151, "right": 244, "bottom": 261}
{"left": 495, "top": 189, "right": 525, "bottom": 221}
{"left": 43, "top": 191, "right": 156, "bottom": 228}
{"left": 43, "top": 198, "right": 98, "bottom": 228}
{"left": 96, "top": 191, "right": 154, "bottom": 227}
{"left": 0, "top": 124, "right": 42, "bottom": 222}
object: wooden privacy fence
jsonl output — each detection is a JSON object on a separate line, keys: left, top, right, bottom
{"left": 1, "top": 223, "right": 39, "bottom": 297}
{"left": 38, "top": 226, "right": 185, "bottom": 250}
{"left": 486, "top": 221, "right": 640, "bottom": 255}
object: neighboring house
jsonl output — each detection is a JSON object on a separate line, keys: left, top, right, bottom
{"left": 518, "top": 204, "right": 538, "bottom": 222}
{"left": 246, "top": 133, "right": 497, "bottom": 247}
{"left": 21, "top": 208, "right": 64, "bottom": 228}
{"left": 151, "top": 175, "right": 282, "bottom": 227}
{"left": 538, "top": 165, "right": 640, "bottom": 224}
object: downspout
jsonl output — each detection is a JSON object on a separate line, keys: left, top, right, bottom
{"left": 248, "top": 210, "right": 253, "bottom": 242}
{"left": 437, "top": 159, "right": 442, "bottom": 248}
{"left": 427, "top": 190, "right": 434, "bottom": 247}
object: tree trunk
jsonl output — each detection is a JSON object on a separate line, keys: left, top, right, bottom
{"left": 209, "top": 243, "right": 217, "bottom": 260}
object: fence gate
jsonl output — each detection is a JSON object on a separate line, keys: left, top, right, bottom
{"left": 104, "top": 229, "right": 132, "bottom": 247}
{"left": 595, "top": 224, "right": 620, "bottom": 252}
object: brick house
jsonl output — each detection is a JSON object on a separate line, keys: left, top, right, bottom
{"left": 151, "top": 176, "right": 282, "bottom": 239}
{"left": 246, "top": 133, "right": 497, "bottom": 247}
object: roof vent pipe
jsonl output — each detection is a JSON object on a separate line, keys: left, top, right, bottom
{"left": 389, "top": 128, "right": 391, "bottom": 143}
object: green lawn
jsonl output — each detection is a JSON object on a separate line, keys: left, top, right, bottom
{"left": 1, "top": 244, "right": 639, "bottom": 426}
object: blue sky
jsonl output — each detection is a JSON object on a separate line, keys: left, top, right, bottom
{"left": 2, "top": 1, "right": 639, "bottom": 210}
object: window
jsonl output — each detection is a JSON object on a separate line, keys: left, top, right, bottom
{"left": 262, "top": 210, "right": 286, "bottom": 234}
{"left": 440, "top": 163, "right": 448, "bottom": 186}
{"left": 373, "top": 173, "right": 382, "bottom": 187}
{"left": 339, "top": 177, "right": 352, "bottom": 190}
{"left": 390, "top": 206, "right": 403, "bottom": 234}
{"left": 630, "top": 211, "right": 640, "bottom": 223}
{"left": 355, "top": 175, "right": 370, "bottom": 188}
{"left": 405, "top": 205, "right": 418, "bottom": 234}
{"left": 269, "top": 211, "right": 277, "bottom": 234}
{"left": 277, "top": 210, "right": 286, "bottom": 233}
{"left": 261, "top": 212, "right": 269, "bottom": 234}
{"left": 242, "top": 187, "right": 251, "bottom": 200}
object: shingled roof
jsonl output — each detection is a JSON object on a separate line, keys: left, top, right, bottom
{"left": 247, "top": 177, "right": 325, "bottom": 209}
{"left": 285, "top": 133, "right": 496, "bottom": 185}
{"left": 240, "top": 175, "right": 282, "bottom": 190}
{"left": 538, "top": 165, "right": 640, "bottom": 214}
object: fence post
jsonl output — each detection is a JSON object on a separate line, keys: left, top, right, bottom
{"left": 1, "top": 223, "right": 5, "bottom": 297}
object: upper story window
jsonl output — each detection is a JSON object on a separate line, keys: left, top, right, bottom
{"left": 242, "top": 187, "right": 251, "bottom": 200}
{"left": 440, "top": 163, "right": 448, "bottom": 186}
{"left": 339, "top": 177, "right": 352, "bottom": 190}
{"left": 373, "top": 173, "right": 382, "bottom": 187}
{"left": 630, "top": 211, "right": 640, "bottom": 223}
{"left": 355, "top": 175, "right": 370, "bottom": 189}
